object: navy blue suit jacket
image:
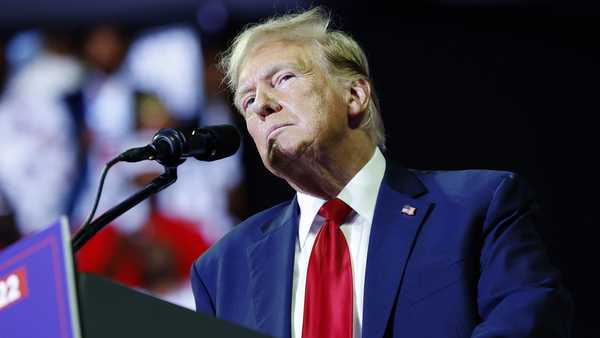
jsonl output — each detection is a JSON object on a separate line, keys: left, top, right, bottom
{"left": 191, "top": 164, "right": 572, "bottom": 338}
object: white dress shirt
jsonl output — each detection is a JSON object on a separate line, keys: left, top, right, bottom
{"left": 292, "top": 148, "right": 387, "bottom": 338}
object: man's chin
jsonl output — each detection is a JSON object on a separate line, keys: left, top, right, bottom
{"left": 267, "top": 144, "right": 292, "bottom": 166}
{"left": 265, "top": 142, "right": 303, "bottom": 173}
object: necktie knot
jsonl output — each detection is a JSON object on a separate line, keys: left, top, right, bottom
{"left": 318, "top": 198, "right": 352, "bottom": 225}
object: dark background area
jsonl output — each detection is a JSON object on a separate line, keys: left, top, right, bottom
{"left": 1, "top": 0, "right": 598, "bottom": 336}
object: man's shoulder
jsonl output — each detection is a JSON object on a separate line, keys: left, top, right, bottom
{"left": 409, "top": 168, "right": 525, "bottom": 200}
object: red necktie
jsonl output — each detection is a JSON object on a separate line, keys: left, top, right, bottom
{"left": 302, "top": 198, "right": 353, "bottom": 338}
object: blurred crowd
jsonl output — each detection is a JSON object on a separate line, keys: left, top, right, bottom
{"left": 0, "top": 24, "right": 246, "bottom": 309}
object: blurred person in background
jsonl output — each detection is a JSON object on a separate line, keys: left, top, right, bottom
{"left": 0, "top": 36, "right": 21, "bottom": 249}
{"left": 0, "top": 30, "right": 82, "bottom": 237}
{"left": 64, "top": 25, "right": 139, "bottom": 232}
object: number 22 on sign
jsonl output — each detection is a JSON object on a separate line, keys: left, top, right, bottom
{"left": 0, "top": 267, "right": 28, "bottom": 310}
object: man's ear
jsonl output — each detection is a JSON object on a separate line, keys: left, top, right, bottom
{"left": 347, "top": 78, "right": 371, "bottom": 128}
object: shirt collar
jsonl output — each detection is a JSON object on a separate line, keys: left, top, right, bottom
{"left": 296, "top": 147, "right": 387, "bottom": 249}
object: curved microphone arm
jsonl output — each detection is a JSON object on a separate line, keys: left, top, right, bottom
{"left": 71, "top": 165, "right": 178, "bottom": 253}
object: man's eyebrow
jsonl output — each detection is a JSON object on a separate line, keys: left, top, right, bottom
{"left": 236, "top": 63, "right": 299, "bottom": 101}
{"left": 235, "top": 84, "right": 254, "bottom": 104}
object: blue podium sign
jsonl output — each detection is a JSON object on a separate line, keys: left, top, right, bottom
{"left": 0, "top": 218, "right": 81, "bottom": 338}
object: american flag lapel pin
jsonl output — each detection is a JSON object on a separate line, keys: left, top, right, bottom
{"left": 401, "top": 205, "right": 417, "bottom": 216}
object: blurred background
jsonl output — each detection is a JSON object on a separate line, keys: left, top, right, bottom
{"left": 0, "top": 0, "right": 597, "bottom": 336}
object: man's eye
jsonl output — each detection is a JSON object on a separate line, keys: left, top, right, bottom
{"left": 244, "top": 97, "right": 255, "bottom": 110}
{"left": 278, "top": 74, "right": 295, "bottom": 85}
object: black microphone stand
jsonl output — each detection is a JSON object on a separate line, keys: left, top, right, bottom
{"left": 71, "top": 165, "right": 179, "bottom": 253}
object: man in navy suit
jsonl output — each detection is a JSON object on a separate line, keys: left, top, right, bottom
{"left": 191, "top": 7, "right": 572, "bottom": 338}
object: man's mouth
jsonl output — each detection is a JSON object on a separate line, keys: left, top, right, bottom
{"left": 266, "top": 123, "right": 292, "bottom": 142}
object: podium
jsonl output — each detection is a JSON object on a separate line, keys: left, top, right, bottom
{"left": 0, "top": 220, "right": 271, "bottom": 338}
{"left": 78, "top": 273, "right": 269, "bottom": 338}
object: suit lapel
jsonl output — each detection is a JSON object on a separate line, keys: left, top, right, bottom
{"left": 362, "top": 165, "right": 432, "bottom": 338}
{"left": 247, "top": 199, "right": 298, "bottom": 338}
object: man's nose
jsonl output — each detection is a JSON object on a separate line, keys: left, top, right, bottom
{"left": 252, "top": 88, "right": 282, "bottom": 119}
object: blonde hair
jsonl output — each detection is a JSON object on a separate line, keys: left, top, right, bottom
{"left": 220, "top": 7, "right": 386, "bottom": 150}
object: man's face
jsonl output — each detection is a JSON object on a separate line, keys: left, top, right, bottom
{"left": 236, "top": 40, "right": 350, "bottom": 176}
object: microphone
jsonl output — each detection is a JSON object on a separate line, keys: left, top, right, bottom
{"left": 118, "top": 125, "right": 241, "bottom": 165}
